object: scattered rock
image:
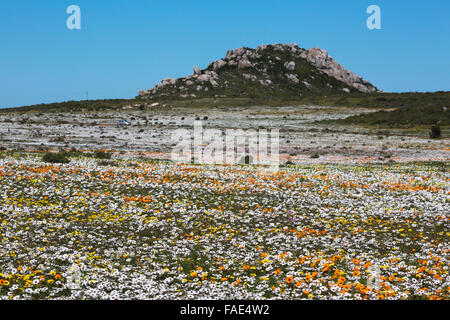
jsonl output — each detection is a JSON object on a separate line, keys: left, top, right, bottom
{"left": 242, "top": 74, "right": 257, "bottom": 82}
{"left": 285, "top": 61, "right": 296, "bottom": 71}
{"left": 212, "top": 59, "right": 227, "bottom": 71}
{"left": 302, "top": 47, "right": 377, "bottom": 93}
{"left": 286, "top": 74, "right": 299, "bottom": 84}
{"left": 238, "top": 59, "right": 253, "bottom": 69}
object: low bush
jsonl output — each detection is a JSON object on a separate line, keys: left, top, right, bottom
{"left": 94, "top": 151, "right": 112, "bottom": 159}
{"left": 97, "top": 160, "right": 118, "bottom": 167}
{"left": 429, "top": 125, "right": 441, "bottom": 139}
{"left": 42, "top": 152, "right": 70, "bottom": 164}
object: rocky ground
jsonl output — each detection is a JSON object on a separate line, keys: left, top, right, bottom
{"left": 0, "top": 105, "right": 448, "bottom": 164}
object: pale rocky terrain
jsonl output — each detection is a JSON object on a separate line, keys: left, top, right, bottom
{"left": 0, "top": 105, "right": 448, "bottom": 164}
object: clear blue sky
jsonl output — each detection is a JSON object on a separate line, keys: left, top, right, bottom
{"left": 1, "top": 0, "right": 449, "bottom": 108}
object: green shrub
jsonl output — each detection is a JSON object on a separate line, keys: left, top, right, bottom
{"left": 97, "top": 160, "right": 118, "bottom": 166}
{"left": 429, "top": 125, "right": 441, "bottom": 139}
{"left": 42, "top": 152, "right": 70, "bottom": 164}
{"left": 94, "top": 151, "right": 112, "bottom": 159}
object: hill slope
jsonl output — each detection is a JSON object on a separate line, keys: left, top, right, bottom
{"left": 137, "top": 43, "right": 378, "bottom": 100}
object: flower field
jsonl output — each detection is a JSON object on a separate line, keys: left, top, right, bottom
{"left": 0, "top": 155, "right": 448, "bottom": 300}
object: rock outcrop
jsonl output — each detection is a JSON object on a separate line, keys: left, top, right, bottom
{"left": 138, "top": 43, "right": 378, "bottom": 99}
{"left": 300, "top": 47, "right": 375, "bottom": 93}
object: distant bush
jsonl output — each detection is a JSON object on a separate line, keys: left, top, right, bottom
{"left": 42, "top": 152, "right": 70, "bottom": 164}
{"left": 94, "top": 151, "right": 112, "bottom": 159}
{"left": 97, "top": 160, "right": 118, "bottom": 167}
{"left": 429, "top": 125, "right": 441, "bottom": 139}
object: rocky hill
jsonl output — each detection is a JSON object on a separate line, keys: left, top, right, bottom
{"left": 137, "top": 43, "right": 378, "bottom": 100}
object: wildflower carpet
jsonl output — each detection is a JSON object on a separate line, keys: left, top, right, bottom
{"left": 0, "top": 155, "right": 448, "bottom": 300}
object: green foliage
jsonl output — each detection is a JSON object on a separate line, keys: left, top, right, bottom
{"left": 97, "top": 160, "right": 118, "bottom": 166}
{"left": 42, "top": 152, "right": 70, "bottom": 164}
{"left": 94, "top": 151, "right": 112, "bottom": 160}
{"left": 0, "top": 99, "right": 134, "bottom": 113}
{"left": 429, "top": 125, "right": 441, "bottom": 139}
{"left": 331, "top": 92, "right": 449, "bottom": 127}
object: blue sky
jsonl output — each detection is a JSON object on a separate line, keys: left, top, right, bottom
{"left": 0, "top": 0, "right": 449, "bottom": 108}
